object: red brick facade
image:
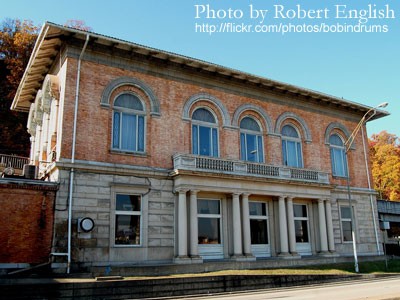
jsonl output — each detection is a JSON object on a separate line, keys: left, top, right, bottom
{"left": 0, "top": 181, "right": 57, "bottom": 263}
{"left": 58, "top": 58, "right": 370, "bottom": 188}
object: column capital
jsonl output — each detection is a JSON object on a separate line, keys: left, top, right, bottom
{"left": 241, "top": 192, "right": 251, "bottom": 198}
{"left": 190, "top": 190, "right": 200, "bottom": 196}
{"left": 174, "top": 188, "right": 188, "bottom": 194}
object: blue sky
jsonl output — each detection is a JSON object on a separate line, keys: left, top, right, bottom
{"left": 2, "top": 0, "right": 399, "bottom": 138}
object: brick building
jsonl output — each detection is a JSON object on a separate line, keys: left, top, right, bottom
{"left": 11, "top": 23, "right": 388, "bottom": 273}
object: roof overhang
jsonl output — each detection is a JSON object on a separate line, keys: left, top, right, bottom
{"left": 12, "top": 22, "right": 390, "bottom": 122}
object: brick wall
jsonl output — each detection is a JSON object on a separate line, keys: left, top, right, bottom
{"left": 57, "top": 52, "right": 371, "bottom": 189}
{"left": 0, "top": 180, "right": 57, "bottom": 264}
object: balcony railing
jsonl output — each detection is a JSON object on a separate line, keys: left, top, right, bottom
{"left": 173, "top": 154, "right": 329, "bottom": 185}
{"left": 0, "top": 154, "right": 29, "bottom": 170}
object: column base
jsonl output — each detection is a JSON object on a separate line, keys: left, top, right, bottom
{"left": 190, "top": 255, "right": 203, "bottom": 264}
{"left": 278, "top": 252, "right": 294, "bottom": 259}
{"left": 173, "top": 256, "right": 191, "bottom": 264}
{"left": 290, "top": 252, "right": 301, "bottom": 258}
{"left": 230, "top": 255, "right": 251, "bottom": 262}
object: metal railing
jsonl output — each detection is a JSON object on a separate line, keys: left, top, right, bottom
{"left": 0, "top": 154, "right": 29, "bottom": 170}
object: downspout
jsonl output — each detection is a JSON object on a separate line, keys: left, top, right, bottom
{"left": 67, "top": 33, "right": 90, "bottom": 273}
{"left": 361, "top": 125, "right": 381, "bottom": 255}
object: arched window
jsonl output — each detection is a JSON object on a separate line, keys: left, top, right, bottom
{"left": 281, "top": 124, "right": 303, "bottom": 168}
{"left": 112, "top": 93, "right": 145, "bottom": 153}
{"left": 192, "top": 108, "right": 218, "bottom": 157}
{"left": 329, "top": 134, "right": 348, "bottom": 177}
{"left": 240, "top": 117, "right": 264, "bottom": 162}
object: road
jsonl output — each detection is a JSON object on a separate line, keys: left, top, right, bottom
{"left": 179, "top": 277, "right": 400, "bottom": 300}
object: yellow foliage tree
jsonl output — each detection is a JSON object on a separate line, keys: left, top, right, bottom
{"left": 369, "top": 131, "right": 400, "bottom": 201}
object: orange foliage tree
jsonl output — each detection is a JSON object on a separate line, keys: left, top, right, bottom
{"left": 0, "top": 19, "right": 38, "bottom": 155}
{"left": 369, "top": 131, "right": 400, "bottom": 200}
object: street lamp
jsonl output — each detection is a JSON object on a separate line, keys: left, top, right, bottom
{"left": 344, "top": 101, "right": 388, "bottom": 273}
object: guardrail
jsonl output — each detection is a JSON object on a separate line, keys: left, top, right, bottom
{"left": 173, "top": 153, "right": 329, "bottom": 184}
{"left": 0, "top": 154, "right": 29, "bottom": 170}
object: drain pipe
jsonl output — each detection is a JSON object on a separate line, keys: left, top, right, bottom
{"left": 67, "top": 33, "right": 90, "bottom": 273}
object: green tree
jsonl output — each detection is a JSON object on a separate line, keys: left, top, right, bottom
{"left": 0, "top": 18, "right": 38, "bottom": 155}
{"left": 369, "top": 131, "right": 400, "bottom": 201}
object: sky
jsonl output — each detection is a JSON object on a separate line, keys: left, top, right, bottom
{"left": 2, "top": 0, "right": 399, "bottom": 138}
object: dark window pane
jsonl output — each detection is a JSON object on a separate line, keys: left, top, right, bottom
{"left": 249, "top": 202, "right": 266, "bottom": 216}
{"left": 341, "top": 206, "right": 351, "bottom": 219}
{"left": 198, "top": 218, "right": 221, "bottom": 244}
{"left": 250, "top": 219, "right": 268, "bottom": 244}
{"left": 282, "top": 125, "right": 299, "bottom": 138}
{"left": 198, "top": 199, "right": 220, "bottom": 214}
{"left": 115, "top": 215, "right": 140, "bottom": 245}
{"left": 293, "top": 204, "right": 307, "bottom": 218}
{"left": 192, "top": 108, "right": 215, "bottom": 123}
{"left": 295, "top": 220, "right": 309, "bottom": 243}
{"left": 342, "top": 220, "right": 353, "bottom": 241}
{"left": 113, "top": 112, "right": 120, "bottom": 148}
{"left": 246, "top": 133, "right": 257, "bottom": 162}
{"left": 114, "top": 93, "right": 143, "bottom": 110}
{"left": 116, "top": 194, "right": 141, "bottom": 211}
{"left": 192, "top": 125, "right": 198, "bottom": 155}
{"left": 199, "top": 126, "right": 211, "bottom": 156}
{"left": 240, "top": 117, "right": 260, "bottom": 131}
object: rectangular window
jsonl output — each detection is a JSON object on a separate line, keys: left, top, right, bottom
{"left": 331, "top": 147, "right": 348, "bottom": 177}
{"left": 198, "top": 199, "right": 221, "bottom": 244}
{"left": 112, "top": 112, "right": 145, "bottom": 153}
{"left": 249, "top": 202, "right": 269, "bottom": 245}
{"left": 340, "top": 206, "right": 354, "bottom": 242}
{"left": 192, "top": 125, "right": 218, "bottom": 157}
{"left": 115, "top": 194, "right": 141, "bottom": 245}
{"left": 293, "top": 204, "right": 309, "bottom": 243}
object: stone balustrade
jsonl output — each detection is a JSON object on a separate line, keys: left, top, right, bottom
{"left": 173, "top": 153, "right": 329, "bottom": 184}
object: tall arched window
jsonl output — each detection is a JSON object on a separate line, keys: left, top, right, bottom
{"left": 240, "top": 117, "right": 264, "bottom": 162}
{"left": 281, "top": 124, "right": 303, "bottom": 168}
{"left": 112, "top": 93, "right": 145, "bottom": 153}
{"left": 192, "top": 108, "right": 218, "bottom": 157}
{"left": 329, "top": 134, "right": 348, "bottom": 177}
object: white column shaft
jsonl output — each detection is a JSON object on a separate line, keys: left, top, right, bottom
{"left": 232, "top": 193, "right": 242, "bottom": 255}
{"left": 177, "top": 190, "right": 188, "bottom": 257}
{"left": 325, "top": 199, "right": 335, "bottom": 252}
{"left": 318, "top": 199, "right": 329, "bottom": 252}
{"left": 241, "top": 194, "right": 251, "bottom": 255}
{"left": 279, "top": 196, "right": 289, "bottom": 254}
{"left": 286, "top": 197, "right": 297, "bottom": 254}
{"left": 189, "top": 190, "right": 199, "bottom": 257}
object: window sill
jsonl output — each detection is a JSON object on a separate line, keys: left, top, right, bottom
{"left": 110, "top": 149, "right": 148, "bottom": 157}
{"left": 113, "top": 244, "right": 142, "bottom": 248}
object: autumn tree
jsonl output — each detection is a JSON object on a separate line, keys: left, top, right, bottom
{"left": 64, "top": 20, "right": 92, "bottom": 31}
{"left": 0, "top": 18, "right": 38, "bottom": 155}
{"left": 369, "top": 131, "right": 400, "bottom": 201}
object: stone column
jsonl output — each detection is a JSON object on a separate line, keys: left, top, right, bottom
{"left": 177, "top": 189, "right": 188, "bottom": 258}
{"left": 189, "top": 190, "right": 200, "bottom": 258}
{"left": 325, "top": 199, "right": 335, "bottom": 252}
{"left": 232, "top": 193, "right": 243, "bottom": 256}
{"left": 278, "top": 196, "right": 289, "bottom": 255}
{"left": 241, "top": 193, "right": 251, "bottom": 256}
{"left": 318, "top": 199, "right": 329, "bottom": 253}
{"left": 286, "top": 196, "right": 297, "bottom": 255}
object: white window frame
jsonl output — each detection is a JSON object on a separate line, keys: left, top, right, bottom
{"left": 111, "top": 92, "right": 146, "bottom": 154}
{"left": 340, "top": 205, "right": 355, "bottom": 243}
{"left": 240, "top": 117, "right": 264, "bottom": 163}
{"left": 281, "top": 125, "right": 303, "bottom": 168}
{"left": 197, "top": 199, "right": 222, "bottom": 245}
{"left": 249, "top": 201, "right": 269, "bottom": 245}
{"left": 111, "top": 188, "right": 145, "bottom": 248}
{"left": 191, "top": 107, "right": 219, "bottom": 157}
{"left": 329, "top": 134, "right": 348, "bottom": 178}
{"left": 293, "top": 203, "right": 309, "bottom": 243}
